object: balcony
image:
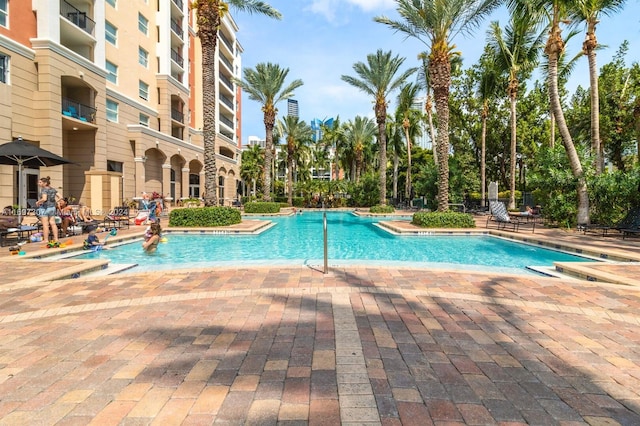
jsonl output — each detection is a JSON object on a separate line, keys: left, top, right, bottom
{"left": 60, "top": 0, "right": 95, "bottom": 36}
{"left": 172, "top": 0, "right": 183, "bottom": 11}
{"left": 62, "top": 97, "right": 96, "bottom": 123}
{"left": 219, "top": 113, "right": 234, "bottom": 130}
{"left": 219, "top": 72, "right": 232, "bottom": 90}
{"left": 171, "top": 48, "right": 184, "bottom": 68}
{"left": 171, "top": 108, "right": 184, "bottom": 124}
{"left": 170, "top": 18, "right": 183, "bottom": 38}
{"left": 219, "top": 32, "right": 233, "bottom": 54}
{"left": 220, "top": 94, "right": 234, "bottom": 110}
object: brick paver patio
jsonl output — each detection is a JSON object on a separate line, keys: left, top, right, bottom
{"left": 1, "top": 261, "right": 640, "bottom": 424}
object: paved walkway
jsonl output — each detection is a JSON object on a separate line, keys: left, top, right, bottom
{"left": 2, "top": 215, "right": 640, "bottom": 424}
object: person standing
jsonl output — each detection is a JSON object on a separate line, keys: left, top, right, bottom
{"left": 35, "top": 176, "right": 59, "bottom": 243}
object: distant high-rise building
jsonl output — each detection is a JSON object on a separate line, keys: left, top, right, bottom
{"left": 411, "top": 97, "right": 433, "bottom": 150}
{"left": 287, "top": 99, "right": 299, "bottom": 117}
{"left": 310, "top": 117, "right": 333, "bottom": 142}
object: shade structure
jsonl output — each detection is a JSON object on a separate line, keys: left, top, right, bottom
{"left": 0, "top": 137, "right": 73, "bottom": 223}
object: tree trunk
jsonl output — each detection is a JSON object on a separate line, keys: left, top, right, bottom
{"left": 403, "top": 119, "right": 412, "bottom": 201}
{"left": 584, "top": 25, "right": 602, "bottom": 174}
{"left": 481, "top": 102, "right": 488, "bottom": 208}
{"left": 426, "top": 95, "right": 438, "bottom": 167}
{"left": 375, "top": 103, "right": 387, "bottom": 206}
{"left": 509, "top": 93, "right": 517, "bottom": 210}
{"left": 547, "top": 36, "right": 590, "bottom": 225}
{"left": 393, "top": 151, "right": 399, "bottom": 202}
{"left": 429, "top": 57, "right": 451, "bottom": 212}
{"left": 287, "top": 142, "right": 293, "bottom": 206}
{"left": 263, "top": 117, "right": 275, "bottom": 202}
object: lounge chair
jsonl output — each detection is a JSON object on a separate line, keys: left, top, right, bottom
{"left": 580, "top": 206, "right": 640, "bottom": 237}
{"left": 486, "top": 200, "right": 536, "bottom": 233}
{"left": 103, "top": 206, "right": 130, "bottom": 229}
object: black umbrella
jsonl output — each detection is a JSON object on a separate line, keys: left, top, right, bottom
{"left": 0, "top": 137, "right": 72, "bottom": 223}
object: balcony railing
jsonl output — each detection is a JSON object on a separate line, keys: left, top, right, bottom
{"left": 171, "top": 108, "right": 184, "bottom": 123}
{"left": 61, "top": 0, "right": 95, "bottom": 36}
{"left": 62, "top": 97, "right": 96, "bottom": 123}
{"left": 219, "top": 32, "right": 233, "bottom": 53}
{"left": 219, "top": 114, "right": 234, "bottom": 130}
{"left": 171, "top": 48, "right": 184, "bottom": 68}
{"left": 220, "top": 94, "right": 234, "bottom": 110}
{"left": 170, "top": 18, "right": 183, "bottom": 38}
{"left": 219, "top": 72, "right": 232, "bottom": 89}
{"left": 220, "top": 54, "right": 233, "bottom": 71}
{"left": 172, "top": 0, "right": 184, "bottom": 10}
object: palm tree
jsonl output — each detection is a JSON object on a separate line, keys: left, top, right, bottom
{"left": 396, "top": 83, "right": 423, "bottom": 201}
{"left": 376, "top": 0, "right": 500, "bottom": 211}
{"left": 320, "top": 118, "right": 345, "bottom": 181}
{"left": 240, "top": 143, "right": 263, "bottom": 198}
{"left": 386, "top": 116, "right": 404, "bottom": 203}
{"left": 344, "top": 116, "right": 377, "bottom": 183}
{"left": 488, "top": 13, "right": 544, "bottom": 209}
{"left": 571, "top": 0, "right": 627, "bottom": 175}
{"left": 341, "top": 49, "right": 417, "bottom": 205}
{"left": 417, "top": 52, "right": 438, "bottom": 167}
{"left": 511, "top": 0, "right": 589, "bottom": 224}
{"left": 277, "top": 116, "right": 313, "bottom": 205}
{"left": 476, "top": 49, "right": 500, "bottom": 208}
{"left": 191, "top": 0, "right": 281, "bottom": 206}
{"left": 235, "top": 63, "right": 303, "bottom": 201}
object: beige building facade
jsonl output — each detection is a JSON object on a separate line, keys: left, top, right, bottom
{"left": 0, "top": 0, "right": 242, "bottom": 214}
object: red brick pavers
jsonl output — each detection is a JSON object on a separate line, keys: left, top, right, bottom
{"left": 1, "top": 266, "right": 640, "bottom": 424}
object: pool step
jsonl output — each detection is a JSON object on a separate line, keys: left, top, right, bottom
{"left": 85, "top": 263, "right": 139, "bottom": 277}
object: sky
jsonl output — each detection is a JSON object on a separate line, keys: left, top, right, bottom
{"left": 233, "top": 0, "right": 640, "bottom": 144}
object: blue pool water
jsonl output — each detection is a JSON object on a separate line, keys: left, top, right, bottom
{"left": 70, "top": 211, "right": 590, "bottom": 274}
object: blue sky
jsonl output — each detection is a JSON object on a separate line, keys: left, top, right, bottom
{"left": 233, "top": 0, "right": 640, "bottom": 144}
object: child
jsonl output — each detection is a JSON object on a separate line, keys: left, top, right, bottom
{"left": 142, "top": 222, "right": 162, "bottom": 253}
{"left": 83, "top": 226, "right": 104, "bottom": 250}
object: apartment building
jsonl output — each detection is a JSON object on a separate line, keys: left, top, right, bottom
{"left": 0, "top": 0, "right": 243, "bottom": 214}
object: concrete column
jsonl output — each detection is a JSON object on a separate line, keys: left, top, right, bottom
{"left": 181, "top": 167, "right": 190, "bottom": 200}
{"left": 162, "top": 163, "right": 172, "bottom": 200}
{"left": 134, "top": 156, "right": 146, "bottom": 198}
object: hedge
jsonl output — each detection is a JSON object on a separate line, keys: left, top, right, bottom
{"left": 243, "top": 202, "right": 281, "bottom": 214}
{"left": 411, "top": 212, "right": 476, "bottom": 228}
{"left": 168, "top": 206, "right": 241, "bottom": 227}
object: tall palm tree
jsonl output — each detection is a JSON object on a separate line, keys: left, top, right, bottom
{"left": 320, "top": 118, "right": 345, "bottom": 181}
{"left": 512, "top": 0, "right": 589, "bottom": 224}
{"left": 571, "top": 0, "right": 627, "bottom": 175}
{"left": 277, "top": 116, "right": 313, "bottom": 205}
{"left": 191, "top": 0, "right": 281, "bottom": 206}
{"left": 344, "top": 116, "right": 378, "bottom": 183}
{"left": 341, "top": 49, "right": 417, "bottom": 205}
{"left": 376, "top": 0, "right": 500, "bottom": 212}
{"left": 386, "top": 116, "right": 404, "bottom": 202}
{"left": 235, "top": 63, "right": 303, "bottom": 201}
{"left": 417, "top": 52, "right": 438, "bottom": 167}
{"left": 488, "top": 13, "right": 544, "bottom": 209}
{"left": 396, "top": 82, "right": 423, "bottom": 200}
{"left": 476, "top": 49, "right": 500, "bottom": 208}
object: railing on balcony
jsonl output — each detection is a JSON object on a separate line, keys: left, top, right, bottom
{"left": 61, "top": 0, "right": 95, "bottom": 36}
{"left": 220, "top": 94, "right": 234, "bottom": 110}
{"left": 62, "top": 97, "right": 96, "bottom": 123}
{"left": 170, "top": 18, "right": 183, "bottom": 38}
{"left": 219, "top": 114, "right": 234, "bottom": 130}
{"left": 220, "top": 54, "right": 233, "bottom": 71}
{"left": 171, "top": 48, "right": 184, "bottom": 68}
{"left": 219, "top": 32, "right": 233, "bottom": 53}
{"left": 219, "top": 72, "right": 232, "bottom": 89}
{"left": 172, "top": 0, "right": 184, "bottom": 11}
{"left": 171, "top": 108, "right": 184, "bottom": 123}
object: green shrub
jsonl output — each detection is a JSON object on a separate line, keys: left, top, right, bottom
{"left": 243, "top": 202, "right": 281, "bottom": 214}
{"left": 411, "top": 212, "right": 476, "bottom": 228}
{"left": 370, "top": 204, "right": 395, "bottom": 214}
{"left": 168, "top": 207, "right": 241, "bottom": 227}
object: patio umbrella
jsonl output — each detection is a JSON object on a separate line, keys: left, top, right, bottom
{"left": 0, "top": 137, "right": 73, "bottom": 223}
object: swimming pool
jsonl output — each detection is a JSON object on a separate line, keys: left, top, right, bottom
{"left": 70, "top": 211, "right": 591, "bottom": 274}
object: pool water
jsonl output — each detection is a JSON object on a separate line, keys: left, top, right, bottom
{"left": 71, "top": 211, "right": 589, "bottom": 274}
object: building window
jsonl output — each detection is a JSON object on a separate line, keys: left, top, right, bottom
{"left": 106, "top": 0, "right": 116, "bottom": 7}
{"left": 107, "top": 160, "right": 123, "bottom": 173}
{"left": 106, "top": 99, "right": 118, "bottom": 122}
{"left": 139, "top": 81, "right": 149, "bottom": 101}
{"left": 0, "top": 54, "right": 8, "bottom": 84}
{"left": 0, "top": 0, "right": 7, "bottom": 27}
{"left": 138, "top": 47, "right": 148, "bottom": 68}
{"left": 138, "top": 13, "right": 148, "bottom": 35}
{"left": 139, "top": 113, "right": 149, "bottom": 127}
{"left": 105, "top": 60, "right": 117, "bottom": 84}
{"left": 105, "top": 21, "right": 117, "bottom": 45}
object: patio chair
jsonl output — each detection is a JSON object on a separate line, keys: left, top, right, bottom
{"left": 103, "top": 206, "right": 130, "bottom": 230}
{"left": 486, "top": 200, "right": 536, "bottom": 233}
{"left": 580, "top": 206, "right": 640, "bottom": 237}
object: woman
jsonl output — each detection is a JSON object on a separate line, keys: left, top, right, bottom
{"left": 142, "top": 222, "right": 162, "bottom": 253}
{"left": 35, "top": 176, "right": 59, "bottom": 243}
{"left": 57, "top": 197, "right": 76, "bottom": 236}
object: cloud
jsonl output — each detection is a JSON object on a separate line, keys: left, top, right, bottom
{"left": 307, "top": 0, "right": 395, "bottom": 23}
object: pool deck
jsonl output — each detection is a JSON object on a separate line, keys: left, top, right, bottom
{"left": 2, "top": 214, "right": 640, "bottom": 424}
